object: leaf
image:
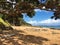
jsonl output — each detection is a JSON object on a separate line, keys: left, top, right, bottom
{"left": 27, "top": 10, "right": 35, "bottom": 18}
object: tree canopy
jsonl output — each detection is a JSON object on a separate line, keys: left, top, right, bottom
{"left": 0, "top": 0, "right": 60, "bottom": 27}
{"left": 0, "top": 0, "right": 60, "bottom": 30}
{"left": 0, "top": 0, "right": 60, "bottom": 19}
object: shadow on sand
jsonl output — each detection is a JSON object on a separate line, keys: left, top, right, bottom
{"left": 0, "top": 29, "right": 49, "bottom": 45}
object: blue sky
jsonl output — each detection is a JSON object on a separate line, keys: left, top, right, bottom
{"left": 23, "top": 9, "right": 60, "bottom": 26}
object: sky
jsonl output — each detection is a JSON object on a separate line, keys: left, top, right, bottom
{"left": 23, "top": 9, "right": 60, "bottom": 26}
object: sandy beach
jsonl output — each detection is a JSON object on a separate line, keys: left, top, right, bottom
{"left": 0, "top": 26, "right": 60, "bottom": 45}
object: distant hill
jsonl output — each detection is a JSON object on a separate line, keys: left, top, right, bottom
{"left": 19, "top": 18, "right": 32, "bottom": 26}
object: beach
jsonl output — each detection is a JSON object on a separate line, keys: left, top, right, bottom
{"left": 0, "top": 26, "right": 60, "bottom": 45}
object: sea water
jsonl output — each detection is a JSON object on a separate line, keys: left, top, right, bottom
{"left": 41, "top": 26, "right": 60, "bottom": 29}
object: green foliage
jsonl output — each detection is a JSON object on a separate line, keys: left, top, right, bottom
{"left": 18, "top": 18, "right": 31, "bottom": 26}
{"left": 0, "top": 17, "right": 11, "bottom": 27}
{"left": 27, "top": 10, "right": 35, "bottom": 18}
{"left": 0, "top": 0, "right": 60, "bottom": 28}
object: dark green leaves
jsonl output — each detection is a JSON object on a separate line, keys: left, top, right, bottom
{"left": 27, "top": 10, "right": 35, "bottom": 18}
{"left": 0, "top": 0, "right": 60, "bottom": 19}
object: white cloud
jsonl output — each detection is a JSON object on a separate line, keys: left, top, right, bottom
{"left": 27, "top": 20, "right": 39, "bottom": 25}
{"left": 39, "top": 19, "right": 60, "bottom": 26}
{"left": 27, "top": 19, "right": 60, "bottom": 26}
{"left": 34, "top": 9, "right": 42, "bottom": 12}
{"left": 40, "top": 19, "right": 60, "bottom": 24}
{"left": 34, "top": 9, "right": 50, "bottom": 13}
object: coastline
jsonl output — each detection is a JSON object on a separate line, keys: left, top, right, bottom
{"left": 38, "top": 26, "right": 60, "bottom": 30}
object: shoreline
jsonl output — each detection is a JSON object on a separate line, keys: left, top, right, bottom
{"left": 34, "top": 26, "right": 60, "bottom": 30}
{"left": 12, "top": 25, "right": 60, "bottom": 30}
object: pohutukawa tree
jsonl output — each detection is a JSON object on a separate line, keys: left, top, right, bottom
{"left": 0, "top": 0, "right": 60, "bottom": 29}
